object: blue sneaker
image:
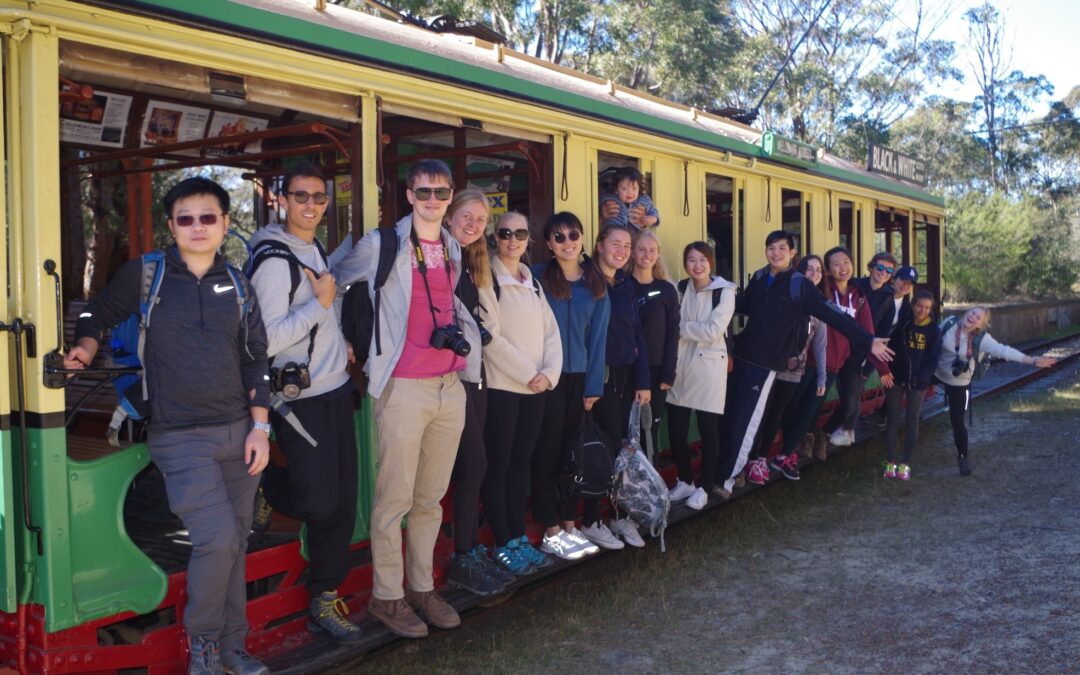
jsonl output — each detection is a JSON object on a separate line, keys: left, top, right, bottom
{"left": 493, "top": 540, "right": 535, "bottom": 576}
{"left": 514, "top": 535, "right": 553, "bottom": 569}
{"left": 468, "top": 545, "right": 516, "bottom": 585}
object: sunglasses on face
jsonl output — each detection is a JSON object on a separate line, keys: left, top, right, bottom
{"left": 497, "top": 228, "right": 530, "bottom": 241}
{"left": 873, "top": 264, "right": 895, "bottom": 274}
{"left": 551, "top": 230, "right": 582, "bottom": 244}
{"left": 411, "top": 187, "right": 452, "bottom": 201}
{"left": 173, "top": 213, "right": 224, "bottom": 227}
{"left": 283, "top": 190, "right": 329, "bottom": 205}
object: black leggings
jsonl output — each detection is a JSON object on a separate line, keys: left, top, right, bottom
{"left": 667, "top": 404, "right": 721, "bottom": 492}
{"left": 884, "top": 385, "right": 928, "bottom": 464}
{"left": 750, "top": 378, "right": 801, "bottom": 460}
{"left": 644, "top": 365, "right": 668, "bottom": 456}
{"left": 779, "top": 367, "right": 836, "bottom": 455}
{"left": 588, "top": 365, "right": 636, "bottom": 525}
{"left": 482, "top": 389, "right": 545, "bottom": 546}
{"left": 531, "top": 372, "right": 585, "bottom": 528}
{"left": 450, "top": 380, "right": 488, "bottom": 554}
{"left": 824, "top": 358, "right": 867, "bottom": 434}
{"left": 944, "top": 383, "right": 970, "bottom": 457}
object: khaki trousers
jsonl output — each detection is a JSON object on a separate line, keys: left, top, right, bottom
{"left": 371, "top": 373, "right": 466, "bottom": 600}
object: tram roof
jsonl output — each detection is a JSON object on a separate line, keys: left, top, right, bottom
{"left": 103, "top": 0, "right": 943, "bottom": 208}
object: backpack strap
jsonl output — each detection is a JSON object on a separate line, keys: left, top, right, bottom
{"left": 250, "top": 239, "right": 325, "bottom": 364}
{"left": 372, "top": 227, "right": 399, "bottom": 357}
{"left": 225, "top": 264, "right": 254, "bottom": 359}
{"left": 137, "top": 252, "right": 167, "bottom": 402}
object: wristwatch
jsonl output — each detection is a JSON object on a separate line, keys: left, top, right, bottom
{"left": 251, "top": 421, "right": 273, "bottom": 436}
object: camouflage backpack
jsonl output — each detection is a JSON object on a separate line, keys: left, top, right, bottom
{"left": 613, "top": 401, "right": 670, "bottom": 552}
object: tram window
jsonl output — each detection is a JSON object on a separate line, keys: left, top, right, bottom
{"left": 875, "top": 208, "right": 909, "bottom": 261}
{"left": 781, "top": 188, "right": 803, "bottom": 252}
{"left": 597, "top": 150, "right": 649, "bottom": 229}
{"left": 705, "top": 173, "right": 735, "bottom": 282}
{"left": 838, "top": 200, "right": 855, "bottom": 253}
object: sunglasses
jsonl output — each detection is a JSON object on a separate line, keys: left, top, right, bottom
{"left": 411, "top": 187, "right": 452, "bottom": 201}
{"left": 283, "top": 190, "right": 329, "bottom": 205}
{"left": 497, "top": 228, "right": 530, "bottom": 242}
{"left": 873, "top": 264, "right": 895, "bottom": 274}
{"left": 173, "top": 213, "right": 224, "bottom": 227}
{"left": 551, "top": 230, "right": 582, "bottom": 244}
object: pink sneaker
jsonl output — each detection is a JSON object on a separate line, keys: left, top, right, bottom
{"left": 747, "top": 458, "right": 770, "bottom": 486}
{"left": 883, "top": 463, "right": 897, "bottom": 479}
{"left": 897, "top": 464, "right": 911, "bottom": 481}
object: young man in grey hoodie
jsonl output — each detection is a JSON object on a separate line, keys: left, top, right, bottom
{"left": 248, "top": 162, "right": 362, "bottom": 643}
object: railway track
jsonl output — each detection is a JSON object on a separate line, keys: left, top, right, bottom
{"left": 284, "top": 330, "right": 1080, "bottom": 674}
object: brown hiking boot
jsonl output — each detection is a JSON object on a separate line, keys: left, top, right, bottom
{"left": 365, "top": 597, "right": 429, "bottom": 638}
{"left": 404, "top": 589, "right": 461, "bottom": 630}
{"left": 814, "top": 431, "right": 828, "bottom": 461}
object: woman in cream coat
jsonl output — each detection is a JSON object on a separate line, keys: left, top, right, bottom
{"left": 666, "top": 241, "right": 736, "bottom": 510}
{"left": 478, "top": 212, "right": 563, "bottom": 574}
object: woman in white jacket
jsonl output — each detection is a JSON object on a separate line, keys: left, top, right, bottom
{"left": 935, "top": 306, "right": 1055, "bottom": 475}
{"left": 478, "top": 212, "right": 563, "bottom": 574}
{"left": 666, "top": 242, "right": 736, "bottom": 510}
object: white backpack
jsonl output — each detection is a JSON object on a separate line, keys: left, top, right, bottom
{"left": 613, "top": 401, "right": 670, "bottom": 552}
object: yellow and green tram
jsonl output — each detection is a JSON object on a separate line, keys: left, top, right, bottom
{"left": 0, "top": 0, "right": 944, "bottom": 671}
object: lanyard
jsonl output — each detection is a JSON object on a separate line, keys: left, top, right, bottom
{"left": 410, "top": 229, "right": 458, "bottom": 328}
{"left": 953, "top": 324, "right": 973, "bottom": 361}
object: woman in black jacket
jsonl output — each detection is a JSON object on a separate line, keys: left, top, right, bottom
{"left": 882, "top": 289, "right": 942, "bottom": 480}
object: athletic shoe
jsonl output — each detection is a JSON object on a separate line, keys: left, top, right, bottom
{"left": 188, "top": 636, "right": 223, "bottom": 675}
{"left": 492, "top": 542, "right": 535, "bottom": 576}
{"left": 610, "top": 518, "right": 646, "bottom": 547}
{"left": 747, "top": 458, "right": 770, "bottom": 485}
{"left": 686, "top": 486, "right": 708, "bottom": 511}
{"left": 580, "top": 521, "right": 625, "bottom": 550}
{"left": 771, "top": 453, "right": 801, "bottom": 481}
{"left": 668, "top": 480, "right": 696, "bottom": 502}
{"left": 830, "top": 428, "right": 853, "bottom": 447}
{"left": 309, "top": 591, "right": 364, "bottom": 643}
{"left": 896, "top": 464, "right": 911, "bottom": 481}
{"left": 221, "top": 649, "right": 270, "bottom": 675}
{"left": 447, "top": 551, "right": 507, "bottom": 596}
{"left": 958, "top": 454, "right": 971, "bottom": 476}
{"left": 514, "top": 536, "right": 554, "bottom": 569}
{"left": 540, "top": 530, "right": 586, "bottom": 560}
{"left": 469, "top": 545, "right": 516, "bottom": 585}
{"left": 883, "top": 463, "right": 897, "bottom": 479}
{"left": 566, "top": 528, "right": 601, "bottom": 556}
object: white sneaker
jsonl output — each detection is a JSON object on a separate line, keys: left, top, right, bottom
{"left": 668, "top": 480, "right": 696, "bottom": 502}
{"left": 830, "top": 428, "right": 853, "bottom": 447}
{"left": 541, "top": 530, "right": 586, "bottom": 560}
{"left": 847, "top": 429, "right": 856, "bottom": 445}
{"left": 610, "top": 518, "right": 645, "bottom": 548}
{"left": 579, "top": 522, "right": 624, "bottom": 550}
{"left": 686, "top": 486, "right": 708, "bottom": 511}
{"left": 565, "top": 527, "right": 600, "bottom": 556}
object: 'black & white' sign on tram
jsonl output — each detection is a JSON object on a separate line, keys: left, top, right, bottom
{"left": 867, "top": 144, "right": 928, "bottom": 187}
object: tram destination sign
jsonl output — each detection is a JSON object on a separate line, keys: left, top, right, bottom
{"left": 760, "top": 131, "right": 818, "bottom": 168}
{"left": 867, "top": 144, "right": 928, "bottom": 187}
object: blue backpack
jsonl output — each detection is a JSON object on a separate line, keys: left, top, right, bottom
{"left": 106, "top": 251, "right": 251, "bottom": 445}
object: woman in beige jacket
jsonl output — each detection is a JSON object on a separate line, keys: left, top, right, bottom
{"left": 478, "top": 212, "right": 563, "bottom": 574}
{"left": 666, "top": 242, "right": 736, "bottom": 510}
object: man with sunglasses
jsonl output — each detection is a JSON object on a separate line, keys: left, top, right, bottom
{"left": 66, "top": 177, "right": 273, "bottom": 675}
{"left": 248, "top": 162, "right": 364, "bottom": 643}
{"left": 335, "top": 159, "right": 482, "bottom": 639}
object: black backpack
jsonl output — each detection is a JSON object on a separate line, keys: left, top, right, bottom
{"left": 340, "top": 227, "right": 399, "bottom": 367}
{"left": 558, "top": 412, "right": 615, "bottom": 499}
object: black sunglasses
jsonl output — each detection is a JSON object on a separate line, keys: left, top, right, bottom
{"left": 873, "top": 264, "right": 895, "bottom": 274}
{"left": 552, "top": 230, "right": 582, "bottom": 243}
{"left": 283, "top": 190, "right": 329, "bottom": 205}
{"left": 174, "top": 213, "right": 224, "bottom": 227}
{"left": 497, "top": 228, "right": 530, "bottom": 241}
{"left": 411, "top": 187, "right": 453, "bottom": 201}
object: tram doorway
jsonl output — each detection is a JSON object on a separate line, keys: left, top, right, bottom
{"left": 875, "top": 207, "right": 910, "bottom": 262}
{"left": 705, "top": 173, "right": 738, "bottom": 283}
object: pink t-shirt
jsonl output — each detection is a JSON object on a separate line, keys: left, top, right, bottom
{"left": 392, "top": 237, "right": 467, "bottom": 379}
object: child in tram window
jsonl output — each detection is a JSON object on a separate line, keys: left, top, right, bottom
{"left": 882, "top": 289, "right": 941, "bottom": 481}
{"left": 600, "top": 166, "right": 660, "bottom": 230}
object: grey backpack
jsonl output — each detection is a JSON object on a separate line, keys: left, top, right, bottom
{"left": 613, "top": 401, "right": 670, "bottom": 552}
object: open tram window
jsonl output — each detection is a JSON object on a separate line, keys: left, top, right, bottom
{"left": 875, "top": 207, "right": 909, "bottom": 262}
{"left": 838, "top": 199, "right": 855, "bottom": 254}
{"left": 780, "top": 188, "right": 804, "bottom": 253}
{"left": 596, "top": 150, "right": 653, "bottom": 231}
{"left": 705, "top": 173, "right": 736, "bottom": 282}
{"left": 914, "top": 215, "right": 941, "bottom": 301}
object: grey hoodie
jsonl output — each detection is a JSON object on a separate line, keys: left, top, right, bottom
{"left": 248, "top": 223, "right": 351, "bottom": 400}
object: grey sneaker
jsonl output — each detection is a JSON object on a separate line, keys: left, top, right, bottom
{"left": 579, "top": 522, "right": 624, "bottom": 550}
{"left": 188, "top": 636, "right": 224, "bottom": 675}
{"left": 447, "top": 551, "right": 507, "bottom": 596}
{"left": 610, "top": 518, "right": 645, "bottom": 547}
{"left": 221, "top": 649, "right": 269, "bottom": 675}
{"left": 541, "top": 530, "right": 586, "bottom": 560}
{"left": 469, "top": 545, "right": 517, "bottom": 585}
{"left": 308, "top": 591, "right": 364, "bottom": 643}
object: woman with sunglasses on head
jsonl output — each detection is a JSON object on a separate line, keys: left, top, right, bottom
{"left": 476, "top": 212, "right": 563, "bottom": 575}
{"left": 820, "top": 246, "right": 893, "bottom": 450}
{"left": 628, "top": 229, "right": 679, "bottom": 465}
{"left": 583, "top": 225, "right": 652, "bottom": 549}
{"left": 935, "top": 307, "right": 1056, "bottom": 475}
{"left": 665, "top": 242, "right": 735, "bottom": 509}
{"left": 442, "top": 189, "right": 513, "bottom": 596}
{"left": 530, "top": 212, "right": 610, "bottom": 560}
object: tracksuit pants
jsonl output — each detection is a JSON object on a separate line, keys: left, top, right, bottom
{"left": 944, "top": 383, "right": 971, "bottom": 458}
{"left": 714, "top": 361, "right": 776, "bottom": 492}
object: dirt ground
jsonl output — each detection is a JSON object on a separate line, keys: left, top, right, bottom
{"left": 351, "top": 362, "right": 1080, "bottom": 674}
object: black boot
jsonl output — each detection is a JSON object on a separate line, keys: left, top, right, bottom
{"left": 957, "top": 453, "right": 971, "bottom": 476}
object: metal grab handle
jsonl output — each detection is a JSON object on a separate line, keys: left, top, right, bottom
{"left": 0, "top": 318, "right": 44, "bottom": 555}
{"left": 44, "top": 260, "right": 64, "bottom": 354}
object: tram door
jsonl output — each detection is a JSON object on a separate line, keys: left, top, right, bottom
{"left": 875, "top": 207, "right": 909, "bottom": 262}
{"left": 705, "top": 174, "right": 737, "bottom": 282}
{"left": 0, "top": 51, "right": 16, "bottom": 613}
